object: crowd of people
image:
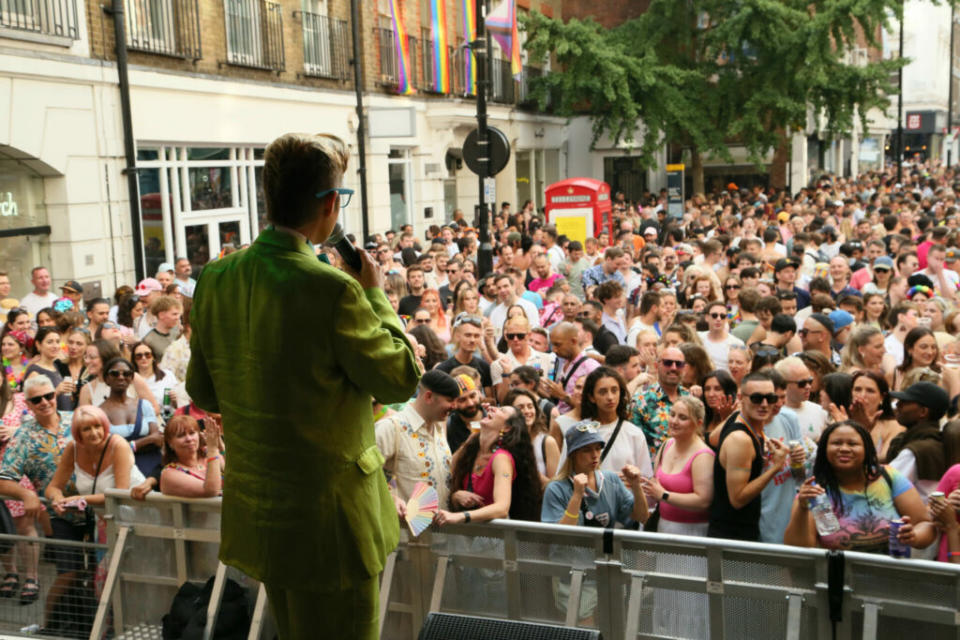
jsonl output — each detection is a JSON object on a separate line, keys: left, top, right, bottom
{"left": 4, "top": 159, "right": 960, "bottom": 629}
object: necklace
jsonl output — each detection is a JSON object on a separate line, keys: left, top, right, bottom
{"left": 3, "top": 356, "right": 27, "bottom": 390}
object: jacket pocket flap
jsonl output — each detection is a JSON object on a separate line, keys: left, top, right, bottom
{"left": 356, "top": 445, "right": 385, "bottom": 475}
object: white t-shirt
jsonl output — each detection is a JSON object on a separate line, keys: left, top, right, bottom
{"left": 19, "top": 291, "right": 58, "bottom": 318}
{"left": 790, "top": 401, "right": 829, "bottom": 442}
{"left": 490, "top": 349, "right": 556, "bottom": 385}
{"left": 889, "top": 449, "right": 937, "bottom": 503}
{"left": 697, "top": 332, "right": 746, "bottom": 371}
{"left": 488, "top": 298, "right": 540, "bottom": 340}
{"left": 626, "top": 318, "right": 659, "bottom": 349}
{"left": 557, "top": 418, "right": 653, "bottom": 478}
{"left": 915, "top": 268, "right": 960, "bottom": 297}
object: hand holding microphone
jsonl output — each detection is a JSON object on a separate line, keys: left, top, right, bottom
{"left": 326, "top": 224, "right": 381, "bottom": 290}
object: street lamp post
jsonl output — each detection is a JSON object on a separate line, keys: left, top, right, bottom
{"left": 897, "top": 11, "right": 904, "bottom": 185}
{"left": 474, "top": 0, "right": 493, "bottom": 278}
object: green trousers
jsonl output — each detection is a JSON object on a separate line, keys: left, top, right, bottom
{"left": 265, "top": 575, "right": 379, "bottom": 640}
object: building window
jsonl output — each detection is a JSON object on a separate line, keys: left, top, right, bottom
{"left": 0, "top": 0, "right": 80, "bottom": 40}
{"left": 388, "top": 148, "right": 413, "bottom": 231}
{"left": 125, "top": 0, "right": 202, "bottom": 59}
{"left": 135, "top": 145, "right": 264, "bottom": 278}
{"left": 224, "top": 0, "right": 285, "bottom": 71}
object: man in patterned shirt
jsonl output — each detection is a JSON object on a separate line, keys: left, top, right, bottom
{"left": 580, "top": 247, "right": 627, "bottom": 298}
{"left": 631, "top": 346, "right": 689, "bottom": 458}
{"left": 376, "top": 370, "right": 461, "bottom": 512}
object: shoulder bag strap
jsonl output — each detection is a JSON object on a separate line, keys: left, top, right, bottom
{"left": 600, "top": 418, "right": 625, "bottom": 463}
{"left": 91, "top": 436, "right": 110, "bottom": 495}
{"left": 561, "top": 356, "right": 588, "bottom": 390}
{"left": 134, "top": 400, "right": 144, "bottom": 439}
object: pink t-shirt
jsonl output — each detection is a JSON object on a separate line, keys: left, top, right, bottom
{"left": 465, "top": 449, "right": 516, "bottom": 506}
{"left": 654, "top": 439, "right": 714, "bottom": 524}
{"left": 936, "top": 464, "right": 960, "bottom": 562}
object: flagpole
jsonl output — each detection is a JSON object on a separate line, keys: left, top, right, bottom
{"left": 475, "top": 0, "right": 493, "bottom": 277}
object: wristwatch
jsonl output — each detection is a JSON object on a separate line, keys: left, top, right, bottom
{"left": 661, "top": 492, "right": 670, "bottom": 503}
{"left": 463, "top": 511, "right": 472, "bottom": 523}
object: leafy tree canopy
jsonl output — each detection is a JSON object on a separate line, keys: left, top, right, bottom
{"left": 522, "top": 0, "right": 924, "bottom": 175}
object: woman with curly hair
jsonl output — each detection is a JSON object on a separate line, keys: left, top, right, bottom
{"left": 504, "top": 387, "right": 559, "bottom": 486}
{"left": 784, "top": 420, "right": 935, "bottom": 554}
{"left": 435, "top": 404, "right": 541, "bottom": 524}
{"left": 578, "top": 366, "right": 652, "bottom": 476}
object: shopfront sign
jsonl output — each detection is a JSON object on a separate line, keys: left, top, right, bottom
{"left": 0, "top": 193, "right": 18, "bottom": 217}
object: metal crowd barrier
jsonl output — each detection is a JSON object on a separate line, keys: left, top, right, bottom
{"left": 381, "top": 520, "right": 960, "bottom": 640}
{"left": 0, "top": 491, "right": 954, "bottom": 639}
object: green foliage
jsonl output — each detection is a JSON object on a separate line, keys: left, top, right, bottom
{"left": 521, "top": 0, "right": 924, "bottom": 170}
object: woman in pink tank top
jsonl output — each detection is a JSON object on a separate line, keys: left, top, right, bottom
{"left": 641, "top": 397, "right": 715, "bottom": 536}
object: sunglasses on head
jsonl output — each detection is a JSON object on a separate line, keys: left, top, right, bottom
{"left": 27, "top": 391, "right": 56, "bottom": 405}
{"left": 662, "top": 359, "right": 685, "bottom": 369}
{"left": 452, "top": 313, "right": 483, "bottom": 329}
{"left": 505, "top": 332, "right": 527, "bottom": 341}
{"left": 575, "top": 421, "right": 600, "bottom": 433}
{"left": 106, "top": 369, "right": 134, "bottom": 379}
{"left": 747, "top": 392, "right": 779, "bottom": 405}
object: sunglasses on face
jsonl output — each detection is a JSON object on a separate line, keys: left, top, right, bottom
{"left": 725, "top": 284, "right": 741, "bottom": 290}
{"left": 797, "top": 328, "right": 822, "bottom": 337}
{"left": 106, "top": 369, "right": 134, "bottom": 379}
{"left": 709, "top": 312, "right": 726, "bottom": 319}
{"left": 134, "top": 352, "right": 153, "bottom": 360}
{"left": 505, "top": 332, "right": 527, "bottom": 341}
{"left": 662, "top": 359, "right": 685, "bottom": 369}
{"left": 27, "top": 391, "right": 56, "bottom": 405}
{"left": 789, "top": 378, "right": 813, "bottom": 388}
{"left": 747, "top": 392, "right": 779, "bottom": 405}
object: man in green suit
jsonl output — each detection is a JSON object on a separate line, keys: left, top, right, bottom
{"left": 186, "top": 133, "right": 420, "bottom": 639}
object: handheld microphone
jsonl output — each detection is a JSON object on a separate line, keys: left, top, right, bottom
{"left": 325, "top": 223, "right": 363, "bottom": 273}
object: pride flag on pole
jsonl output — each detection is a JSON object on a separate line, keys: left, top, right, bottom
{"left": 486, "top": 0, "right": 522, "bottom": 79}
{"left": 389, "top": 0, "right": 414, "bottom": 94}
{"left": 461, "top": 0, "right": 477, "bottom": 94}
{"left": 430, "top": 0, "right": 450, "bottom": 93}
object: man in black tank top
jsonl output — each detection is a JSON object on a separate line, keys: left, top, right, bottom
{"left": 708, "top": 371, "right": 790, "bottom": 541}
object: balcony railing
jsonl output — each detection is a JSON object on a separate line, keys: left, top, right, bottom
{"left": 0, "top": 0, "right": 79, "bottom": 39}
{"left": 377, "top": 26, "right": 417, "bottom": 88}
{"left": 420, "top": 32, "right": 434, "bottom": 91}
{"left": 300, "top": 12, "right": 349, "bottom": 80}
{"left": 125, "top": 0, "right": 201, "bottom": 59}
{"left": 490, "top": 56, "right": 514, "bottom": 104}
{"left": 224, "top": 0, "right": 284, "bottom": 72}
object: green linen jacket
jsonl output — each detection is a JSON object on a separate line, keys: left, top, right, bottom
{"left": 186, "top": 227, "right": 420, "bottom": 591}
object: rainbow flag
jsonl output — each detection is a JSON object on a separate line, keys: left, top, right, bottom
{"left": 430, "top": 0, "right": 450, "bottom": 93}
{"left": 389, "top": 0, "right": 414, "bottom": 94}
{"left": 486, "top": 0, "right": 522, "bottom": 79}
{"left": 461, "top": 0, "right": 477, "bottom": 94}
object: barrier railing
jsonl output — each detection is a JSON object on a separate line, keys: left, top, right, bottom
{"left": 0, "top": 491, "right": 953, "bottom": 639}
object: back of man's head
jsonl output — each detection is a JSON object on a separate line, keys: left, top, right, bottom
{"left": 263, "top": 133, "right": 349, "bottom": 229}
{"left": 770, "top": 313, "right": 797, "bottom": 335}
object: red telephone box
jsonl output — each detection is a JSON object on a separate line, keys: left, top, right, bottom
{"left": 544, "top": 178, "right": 614, "bottom": 246}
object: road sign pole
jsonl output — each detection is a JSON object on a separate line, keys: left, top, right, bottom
{"left": 475, "top": 0, "right": 493, "bottom": 278}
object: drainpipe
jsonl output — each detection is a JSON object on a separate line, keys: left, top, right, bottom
{"left": 350, "top": 0, "right": 370, "bottom": 240}
{"left": 104, "top": 0, "right": 146, "bottom": 282}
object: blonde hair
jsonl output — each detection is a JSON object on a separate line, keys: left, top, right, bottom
{"left": 262, "top": 133, "right": 350, "bottom": 228}
{"left": 673, "top": 396, "right": 706, "bottom": 434}
{"left": 71, "top": 405, "right": 112, "bottom": 444}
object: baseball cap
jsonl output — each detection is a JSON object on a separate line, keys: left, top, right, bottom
{"left": 157, "top": 262, "right": 175, "bottom": 274}
{"left": 135, "top": 278, "right": 163, "bottom": 296}
{"left": 453, "top": 374, "right": 477, "bottom": 395}
{"left": 873, "top": 256, "right": 894, "bottom": 271}
{"left": 565, "top": 420, "right": 605, "bottom": 456}
{"left": 946, "top": 248, "right": 960, "bottom": 263}
{"left": 890, "top": 382, "right": 949, "bottom": 421}
{"left": 828, "top": 309, "right": 854, "bottom": 334}
{"left": 777, "top": 211, "right": 790, "bottom": 223}
{"left": 774, "top": 258, "right": 798, "bottom": 273}
{"left": 60, "top": 280, "right": 83, "bottom": 294}
{"left": 642, "top": 226, "right": 659, "bottom": 237}
{"left": 419, "top": 370, "right": 462, "bottom": 399}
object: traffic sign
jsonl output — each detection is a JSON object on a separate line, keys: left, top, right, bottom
{"left": 463, "top": 127, "right": 511, "bottom": 177}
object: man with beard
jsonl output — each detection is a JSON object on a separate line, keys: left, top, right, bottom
{"left": 376, "top": 370, "right": 462, "bottom": 511}
{"left": 888, "top": 382, "right": 948, "bottom": 503}
{"left": 709, "top": 371, "right": 790, "bottom": 541}
{"left": 445, "top": 368, "right": 484, "bottom": 454}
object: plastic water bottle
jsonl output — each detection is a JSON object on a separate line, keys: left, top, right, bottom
{"left": 808, "top": 484, "right": 840, "bottom": 536}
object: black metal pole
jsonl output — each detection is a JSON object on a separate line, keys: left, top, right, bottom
{"left": 106, "top": 0, "right": 145, "bottom": 282}
{"left": 475, "top": 0, "right": 493, "bottom": 278}
{"left": 350, "top": 0, "right": 370, "bottom": 240}
{"left": 948, "top": 5, "right": 956, "bottom": 168}
{"left": 897, "top": 11, "right": 905, "bottom": 186}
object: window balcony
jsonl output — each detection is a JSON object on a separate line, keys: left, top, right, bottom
{"left": 298, "top": 11, "right": 348, "bottom": 80}
{"left": 490, "top": 55, "right": 514, "bottom": 104}
{"left": 125, "top": 0, "right": 201, "bottom": 59}
{"left": 377, "top": 26, "right": 417, "bottom": 88}
{"left": 0, "top": 0, "right": 79, "bottom": 40}
{"left": 223, "top": 0, "right": 284, "bottom": 72}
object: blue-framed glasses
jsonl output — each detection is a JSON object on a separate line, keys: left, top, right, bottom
{"left": 315, "top": 187, "right": 354, "bottom": 209}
